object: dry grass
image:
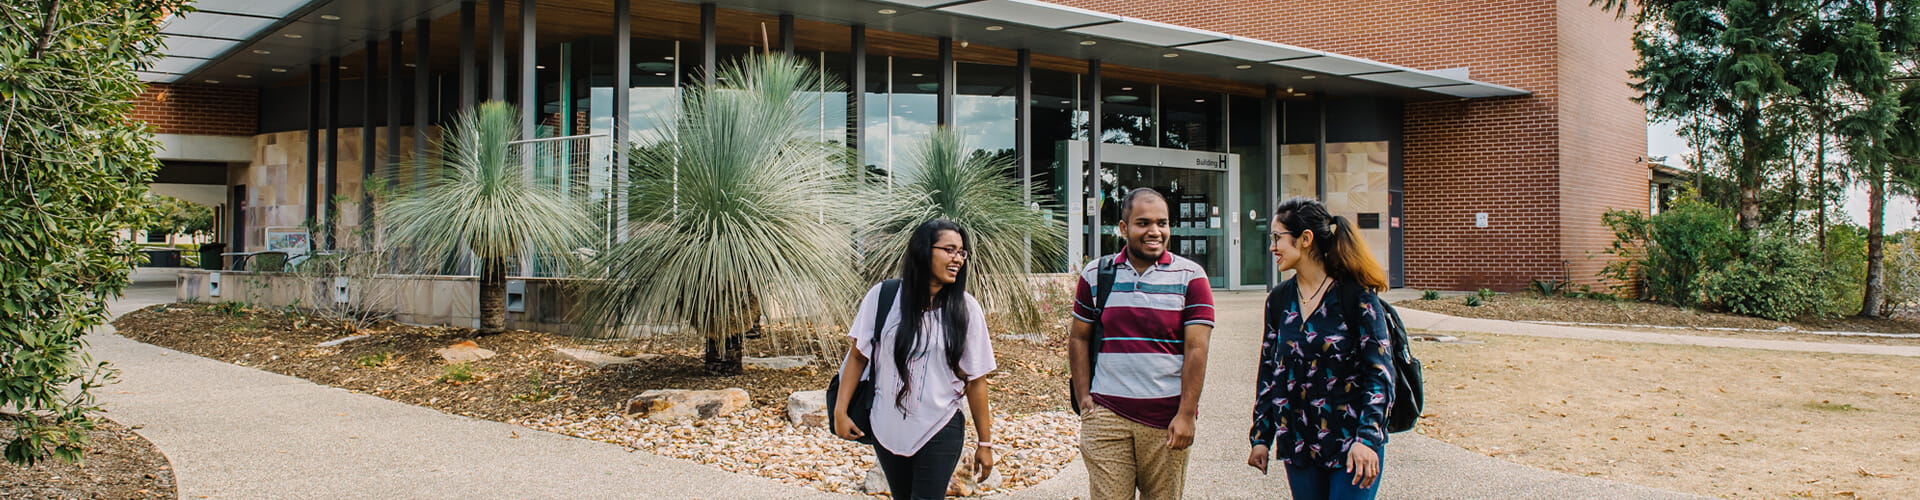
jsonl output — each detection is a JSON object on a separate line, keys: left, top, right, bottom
{"left": 1416, "top": 331, "right": 1920, "bottom": 499}
{"left": 1402, "top": 293, "right": 1920, "bottom": 346}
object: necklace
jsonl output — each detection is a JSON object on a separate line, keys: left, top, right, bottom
{"left": 1297, "top": 276, "right": 1334, "bottom": 320}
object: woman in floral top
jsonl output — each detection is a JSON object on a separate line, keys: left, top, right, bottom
{"left": 1247, "top": 197, "right": 1394, "bottom": 500}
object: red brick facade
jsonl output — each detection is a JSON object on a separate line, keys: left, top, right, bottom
{"left": 1060, "top": 0, "right": 1646, "bottom": 290}
{"left": 131, "top": 83, "right": 258, "bottom": 136}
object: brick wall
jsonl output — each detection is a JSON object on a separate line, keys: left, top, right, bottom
{"left": 1061, "top": 0, "right": 1644, "bottom": 290}
{"left": 131, "top": 83, "right": 258, "bottom": 136}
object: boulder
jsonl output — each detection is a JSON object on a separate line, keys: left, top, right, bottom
{"left": 787, "top": 390, "right": 828, "bottom": 428}
{"left": 435, "top": 340, "right": 496, "bottom": 363}
{"left": 995, "top": 332, "right": 1047, "bottom": 343}
{"left": 551, "top": 347, "right": 658, "bottom": 369}
{"left": 744, "top": 355, "right": 817, "bottom": 370}
{"left": 862, "top": 464, "right": 890, "bottom": 495}
{"left": 624, "top": 388, "right": 750, "bottom": 421}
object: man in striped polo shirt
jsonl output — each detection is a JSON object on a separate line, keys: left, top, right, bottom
{"left": 1070, "top": 187, "right": 1216, "bottom": 500}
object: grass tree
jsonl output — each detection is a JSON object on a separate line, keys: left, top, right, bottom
{"left": 855, "top": 127, "right": 1066, "bottom": 332}
{"left": 575, "top": 54, "right": 863, "bottom": 376}
{"left": 380, "top": 101, "right": 592, "bottom": 334}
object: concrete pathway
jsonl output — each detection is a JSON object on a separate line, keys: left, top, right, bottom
{"left": 92, "top": 271, "right": 1779, "bottom": 499}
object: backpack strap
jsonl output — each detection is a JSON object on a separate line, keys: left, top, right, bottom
{"left": 1087, "top": 256, "right": 1118, "bottom": 377}
{"left": 865, "top": 279, "right": 900, "bottom": 379}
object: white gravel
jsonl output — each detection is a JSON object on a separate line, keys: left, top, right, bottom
{"left": 516, "top": 409, "right": 1080, "bottom": 496}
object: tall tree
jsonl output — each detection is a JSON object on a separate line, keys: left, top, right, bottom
{"left": 0, "top": 0, "right": 182, "bottom": 464}
{"left": 1602, "top": 0, "right": 1823, "bottom": 231}
{"left": 1822, "top": 0, "right": 1919, "bottom": 317}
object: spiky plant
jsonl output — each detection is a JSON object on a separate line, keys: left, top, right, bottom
{"left": 855, "top": 127, "right": 1066, "bottom": 331}
{"left": 379, "top": 101, "right": 592, "bottom": 334}
{"left": 575, "top": 54, "right": 862, "bottom": 375}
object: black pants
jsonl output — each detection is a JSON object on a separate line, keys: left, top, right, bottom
{"left": 873, "top": 412, "right": 966, "bottom": 500}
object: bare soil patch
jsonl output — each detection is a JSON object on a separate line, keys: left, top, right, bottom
{"left": 0, "top": 417, "right": 176, "bottom": 499}
{"left": 1402, "top": 293, "right": 1920, "bottom": 346}
{"left": 1416, "top": 331, "right": 1920, "bottom": 499}
{"left": 110, "top": 303, "right": 1075, "bottom": 494}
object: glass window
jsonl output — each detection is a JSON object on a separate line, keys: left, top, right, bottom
{"left": 954, "top": 61, "right": 1017, "bottom": 165}
{"left": 1030, "top": 68, "right": 1083, "bottom": 272}
{"left": 1098, "top": 78, "right": 1152, "bottom": 146}
{"left": 1229, "top": 94, "right": 1270, "bottom": 287}
{"left": 1159, "top": 85, "right": 1224, "bottom": 152}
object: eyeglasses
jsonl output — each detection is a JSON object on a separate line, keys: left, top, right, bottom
{"left": 932, "top": 245, "right": 970, "bottom": 260}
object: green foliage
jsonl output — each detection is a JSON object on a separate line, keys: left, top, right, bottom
{"left": 1528, "top": 279, "right": 1569, "bottom": 296}
{"left": 0, "top": 0, "right": 183, "bottom": 466}
{"left": 853, "top": 127, "right": 1067, "bottom": 332}
{"left": 1463, "top": 295, "right": 1484, "bottom": 307}
{"left": 1476, "top": 288, "right": 1496, "bottom": 300}
{"left": 1819, "top": 224, "right": 1868, "bottom": 316}
{"left": 379, "top": 101, "right": 592, "bottom": 333}
{"left": 143, "top": 194, "right": 213, "bottom": 239}
{"left": 1421, "top": 290, "right": 1441, "bottom": 301}
{"left": 439, "top": 362, "right": 478, "bottom": 383}
{"left": 213, "top": 301, "right": 249, "bottom": 318}
{"left": 355, "top": 350, "right": 394, "bottom": 369}
{"left": 1695, "top": 232, "right": 1837, "bottom": 321}
{"left": 512, "top": 371, "right": 559, "bottom": 402}
{"left": 575, "top": 54, "right": 864, "bottom": 375}
{"left": 1600, "top": 198, "right": 1743, "bottom": 306}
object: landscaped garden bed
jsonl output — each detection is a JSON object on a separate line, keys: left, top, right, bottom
{"left": 111, "top": 302, "right": 1078, "bottom": 496}
{"left": 1401, "top": 292, "right": 1920, "bottom": 345}
{"left": 1415, "top": 330, "right": 1919, "bottom": 499}
{"left": 0, "top": 417, "right": 176, "bottom": 499}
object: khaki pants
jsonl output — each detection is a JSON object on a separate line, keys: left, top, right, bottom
{"left": 1079, "top": 404, "right": 1189, "bottom": 500}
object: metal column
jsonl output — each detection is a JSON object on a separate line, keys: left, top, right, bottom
{"left": 362, "top": 41, "right": 378, "bottom": 227}
{"left": 1263, "top": 85, "right": 1279, "bottom": 288}
{"left": 779, "top": 14, "right": 794, "bottom": 56}
{"left": 700, "top": 3, "right": 715, "bottom": 87}
{"left": 1314, "top": 97, "right": 1326, "bottom": 200}
{"left": 614, "top": 0, "right": 630, "bottom": 240}
{"left": 305, "top": 65, "right": 320, "bottom": 224}
{"left": 459, "top": 0, "right": 476, "bottom": 109}
{"left": 849, "top": 25, "right": 865, "bottom": 172}
{"left": 386, "top": 32, "right": 402, "bottom": 177}
{"left": 325, "top": 56, "right": 340, "bottom": 247}
{"left": 519, "top": 0, "right": 537, "bottom": 169}
{"left": 489, "top": 0, "right": 506, "bottom": 101}
{"left": 1087, "top": 59, "right": 1102, "bottom": 260}
{"left": 1017, "top": 49, "right": 1032, "bottom": 272}
{"left": 936, "top": 37, "right": 952, "bottom": 127}
{"left": 415, "top": 19, "right": 432, "bottom": 181}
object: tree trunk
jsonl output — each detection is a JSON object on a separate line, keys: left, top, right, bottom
{"left": 479, "top": 256, "right": 507, "bottom": 333}
{"left": 1817, "top": 129, "right": 1828, "bottom": 253}
{"left": 704, "top": 331, "right": 745, "bottom": 375}
{"left": 1862, "top": 161, "right": 1887, "bottom": 318}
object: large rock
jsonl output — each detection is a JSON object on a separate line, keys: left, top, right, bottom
{"left": 862, "top": 464, "right": 890, "bottom": 495}
{"left": 624, "top": 388, "right": 750, "bottom": 421}
{"left": 435, "top": 341, "right": 496, "bottom": 363}
{"left": 550, "top": 347, "right": 658, "bottom": 369}
{"left": 788, "top": 390, "right": 828, "bottom": 428}
{"left": 744, "top": 355, "right": 817, "bottom": 370}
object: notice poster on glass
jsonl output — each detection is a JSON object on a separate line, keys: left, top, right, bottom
{"left": 264, "top": 227, "right": 311, "bottom": 256}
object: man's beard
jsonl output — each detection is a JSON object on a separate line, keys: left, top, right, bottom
{"left": 1126, "top": 242, "right": 1160, "bottom": 263}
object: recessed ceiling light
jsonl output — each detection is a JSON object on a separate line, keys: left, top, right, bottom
{"left": 253, "top": 49, "right": 271, "bottom": 55}
{"left": 664, "top": 56, "right": 674, "bottom": 61}
{"left": 271, "top": 67, "right": 288, "bottom": 73}
{"left": 283, "top": 33, "right": 302, "bottom": 39}
{"left": 1293, "top": 92, "right": 1307, "bottom": 96}
{"left": 1079, "top": 40, "right": 1096, "bottom": 46}
{"left": 204, "top": 79, "right": 220, "bottom": 84}
{"left": 404, "top": 63, "right": 416, "bottom": 68}
{"left": 877, "top": 8, "right": 897, "bottom": 14}
{"left": 654, "top": 72, "right": 666, "bottom": 76}
{"left": 910, "top": 73, "right": 924, "bottom": 77}
{"left": 1301, "top": 75, "right": 1317, "bottom": 79}
{"left": 1059, "top": 100, "right": 1070, "bottom": 104}
{"left": 1194, "top": 99, "right": 1205, "bottom": 103}
{"left": 320, "top": 15, "right": 341, "bottom": 21}
{"left": 236, "top": 74, "right": 253, "bottom": 79}
{"left": 1162, "top": 53, "right": 1179, "bottom": 58}
{"left": 536, "top": 65, "right": 546, "bottom": 69}
{"left": 1285, "top": 87, "right": 1293, "bottom": 93}
{"left": 985, "top": 26, "right": 1004, "bottom": 31}
{"left": 338, "top": 65, "right": 348, "bottom": 70}
{"left": 1235, "top": 64, "right": 1252, "bottom": 70}
{"left": 1120, "top": 87, "right": 1132, "bottom": 91}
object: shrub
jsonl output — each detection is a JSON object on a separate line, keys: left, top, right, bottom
{"left": 1819, "top": 224, "right": 1868, "bottom": 317}
{"left": 440, "top": 362, "right": 479, "bottom": 383}
{"left": 1884, "top": 240, "right": 1920, "bottom": 314}
{"left": 1464, "top": 295, "right": 1484, "bottom": 307}
{"left": 1695, "top": 233, "right": 1836, "bottom": 321}
{"left": 355, "top": 351, "right": 394, "bottom": 369}
{"left": 1421, "top": 290, "right": 1442, "bottom": 301}
{"left": 1529, "top": 279, "right": 1569, "bottom": 296}
{"left": 1476, "top": 288, "right": 1496, "bottom": 301}
{"left": 1, "top": 0, "right": 181, "bottom": 465}
{"left": 1600, "top": 198, "right": 1743, "bottom": 306}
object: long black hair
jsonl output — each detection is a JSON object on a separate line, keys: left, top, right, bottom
{"left": 1273, "top": 197, "right": 1388, "bottom": 292}
{"left": 892, "top": 218, "right": 972, "bottom": 412}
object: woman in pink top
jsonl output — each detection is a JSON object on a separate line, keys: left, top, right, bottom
{"left": 833, "top": 219, "right": 997, "bottom": 499}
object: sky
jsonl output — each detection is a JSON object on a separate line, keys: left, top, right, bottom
{"left": 1646, "top": 121, "right": 1918, "bottom": 233}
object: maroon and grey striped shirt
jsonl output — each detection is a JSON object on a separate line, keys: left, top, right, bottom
{"left": 1072, "top": 249, "right": 1215, "bottom": 429}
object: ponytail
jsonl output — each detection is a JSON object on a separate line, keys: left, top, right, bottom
{"left": 1274, "top": 197, "right": 1389, "bottom": 292}
{"left": 1325, "top": 215, "right": 1388, "bottom": 292}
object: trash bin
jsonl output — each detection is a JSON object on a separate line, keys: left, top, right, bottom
{"left": 199, "top": 243, "right": 226, "bottom": 270}
{"left": 139, "top": 249, "right": 180, "bottom": 267}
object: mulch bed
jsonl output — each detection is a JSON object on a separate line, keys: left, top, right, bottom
{"left": 1400, "top": 293, "right": 1920, "bottom": 345}
{"left": 0, "top": 417, "right": 176, "bottom": 499}
{"left": 110, "top": 303, "right": 1072, "bottom": 424}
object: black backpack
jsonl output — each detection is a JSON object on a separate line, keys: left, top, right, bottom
{"left": 1338, "top": 283, "right": 1424, "bottom": 434}
{"left": 1069, "top": 257, "right": 1118, "bottom": 415}
{"left": 826, "top": 279, "right": 899, "bottom": 444}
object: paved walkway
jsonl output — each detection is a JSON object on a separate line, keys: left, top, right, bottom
{"left": 108, "top": 270, "right": 1888, "bottom": 498}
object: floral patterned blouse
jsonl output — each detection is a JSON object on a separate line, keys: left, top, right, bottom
{"left": 1249, "top": 278, "right": 1394, "bottom": 470}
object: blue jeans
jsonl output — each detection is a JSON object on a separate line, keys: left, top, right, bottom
{"left": 1281, "top": 445, "right": 1385, "bottom": 500}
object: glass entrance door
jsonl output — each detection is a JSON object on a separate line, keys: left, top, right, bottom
{"left": 1062, "top": 141, "right": 1238, "bottom": 288}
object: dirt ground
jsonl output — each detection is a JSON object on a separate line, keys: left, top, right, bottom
{"left": 0, "top": 417, "right": 176, "bottom": 499}
{"left": 1415, "top": 331, "right": 1920, "bottom": 499}
{"left": 110, "top": 303, "right": 1073, "bottom": 424}
{"left": 1403, "top": 293, "right": 1920, "bottom": 346}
